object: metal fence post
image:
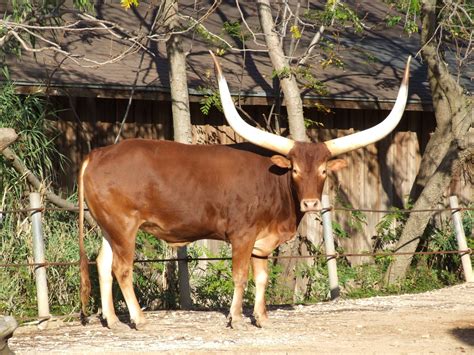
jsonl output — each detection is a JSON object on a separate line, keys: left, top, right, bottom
{"left": 177, "top": 247, "right": 192, "bottom": 309}
{"left": 449, "top": 195, "right": 473, "bottom": 283}
{"left": 321, "top": 195, "right": 340, "bottom": 299}
{"left": 29, "top": 192, "right": 50, "bottom": 321}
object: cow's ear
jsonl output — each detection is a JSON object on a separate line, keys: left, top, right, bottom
{"left": 271, "top": 155, "right": 292, "bottom": 169}
{"left": 327, "top": 159, "right": 347, "bottom": 171}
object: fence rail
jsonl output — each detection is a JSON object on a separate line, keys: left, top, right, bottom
{"left": 1, "top": 249, "right": 472, "bottom": 269}
{"left": 1, "top": 206, "right": 473, "bottom": 215}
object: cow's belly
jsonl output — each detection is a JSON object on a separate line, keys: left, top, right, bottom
{"left": 139, "top": 221, "right": 226, "bottom": 246}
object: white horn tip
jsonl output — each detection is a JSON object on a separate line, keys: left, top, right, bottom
{"left": 403, "top": 56, "right": 411, "bottom": 85}
{"left": 209, "top": 50, "right": 223, "bottom": 80}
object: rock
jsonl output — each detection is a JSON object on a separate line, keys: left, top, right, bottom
{"left": 0, "top": 128, "right": 18, "bottom": 152}
{"left": 0, "top": 316, "right": 18, "bottom": 355}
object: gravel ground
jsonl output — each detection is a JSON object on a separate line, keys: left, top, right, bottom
{"left": 9, "top": 282, "right": 474, "bottom": 354}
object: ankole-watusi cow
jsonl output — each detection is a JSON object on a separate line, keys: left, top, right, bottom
{"left": 79, "top": 53, "right": 411, "bottom": 329}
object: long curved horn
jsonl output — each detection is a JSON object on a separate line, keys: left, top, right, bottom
{"left": 210, "top": 51, "right": 295, "bottom": 155}
{"left": 324, "top": 56, "right": 411, "bottom": 157}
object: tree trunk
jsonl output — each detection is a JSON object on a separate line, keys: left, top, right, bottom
{"left": 257, "top": 0, "right": 307, "bottom": 142}
{"left": 384, "top": 0, "right": 473, "bottom": 284}
{"left": 163, "top": 0, "right": 192, "bottom": 309}
{"left": 164, "top": 1, "right": 192, "bottom": 145}
{"left": 257, "top": 0, "right": 309, "bottom": 299}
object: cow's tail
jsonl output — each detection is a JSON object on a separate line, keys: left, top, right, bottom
{"left": 79, "top": 157, "right": 91, "bottom": 323}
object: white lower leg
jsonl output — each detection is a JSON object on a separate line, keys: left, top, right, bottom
{"left": 229, "top": 280, "right": 246, "bottom": 321}
{"left": 117, "top": 271, "right": 145, "bottom": 326}
{"left": 252, "top": 258, "right": 269, "bottom": 323}
{"left": 97, "top": 237, "right": 118, "bottom": 324}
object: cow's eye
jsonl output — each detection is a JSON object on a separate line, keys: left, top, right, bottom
{"left": 292, "top": 168, "right": 298, "bottom": 174}
{"left": 322, "top": 170, "right": 327, "bottom": 175}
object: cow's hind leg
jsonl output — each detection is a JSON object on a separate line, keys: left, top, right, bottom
{"left": 97, "top": 236, "right": 127, "bottom": 330}
{"left": 228, "top": 240, "right": 253, "bottom": 329}
{"left": 97, "top": 220, "right": 145, "bottom": 330}
{"left": 111, "top": 231, "right": 147, "bottom": 330}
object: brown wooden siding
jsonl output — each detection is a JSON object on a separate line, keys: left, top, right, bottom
{"left": 50, "top": 96, "right": 471, "bottom": 263}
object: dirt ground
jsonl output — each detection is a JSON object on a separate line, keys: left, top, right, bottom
{"left": 9, "top": 283, "right": 474, "bottom": 354}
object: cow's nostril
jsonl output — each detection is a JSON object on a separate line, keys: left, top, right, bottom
{"left": 301, "top": 199, "right": 320, "bottom": 212}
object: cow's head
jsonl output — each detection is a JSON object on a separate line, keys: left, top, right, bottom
{"left": 270, "top": 142, "right": 347, "bottom": 211}
{"left": 211, "top": 52, "right": 410, "bottom": 212}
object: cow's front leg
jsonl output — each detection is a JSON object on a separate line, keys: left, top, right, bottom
{"left": 251, "top": 234, "right": 282, "bottom": 328}
{"left": 228, "top": 241, "right": 253, "bottom": 329}
{"left": 251, "top": 255, "right": 270, "bottom": 328}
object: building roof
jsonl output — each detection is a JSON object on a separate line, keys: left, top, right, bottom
{"left": 1, "top": 1, "right": 471, "bottom": 111}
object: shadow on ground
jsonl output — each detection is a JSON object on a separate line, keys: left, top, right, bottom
{"left": 450, "top": 326, "right": 474, "bottom": 347}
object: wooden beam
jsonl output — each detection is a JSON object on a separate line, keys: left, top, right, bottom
{"left": 11, "top": 84, "right": 432, "bottom": 112}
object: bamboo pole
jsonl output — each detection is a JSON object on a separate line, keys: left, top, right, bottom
{"left": 321, "top": 195, "right": 340, "bottom": 299}
{"left": 29, "top": 193, "right": 50, "bottom": 325}
{"left": 449, "top": 196, "right": 473, "bottom": 283}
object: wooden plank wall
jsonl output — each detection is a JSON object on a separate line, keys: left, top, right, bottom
{"left": 51, "top": 96, "right": 471, "bottom": 264}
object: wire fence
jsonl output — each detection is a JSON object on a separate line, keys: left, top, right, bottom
{"left": 1, "top": 194, "right": 472, "bottom": 325}
{"left": 1, "top": 205, "right": 473, "bottom": 215}
{"left": 0, "top": 203, "right": 472, "bottom": 270}
{"left": 0, "top": 249, "right": 472, "bottom": 269}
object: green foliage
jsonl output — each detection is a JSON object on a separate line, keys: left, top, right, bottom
{"left": 0, "top": 69, "right": 66, "bottom": 185}
{"left": 0, "top": 76, "right": 88, "bottom": 317}
{"left": 295, "top": 67, "right": 329, "bottom": 96}
{"left": 223, "top": 21, "right": 242, "bottom": 39}
{"left": 197, "top": 87, "right": 222, "bottom": 116}
{"left": 190, "top": 244, "right": 286, "bottom": 308}
{"left": 304, "top": 118, "right": 325, "bottom": 129}
{"left": 332, "top": 3, "right": 365, "bottom": 33}
{"left": 191, "top": 246, "right": 235, "bottom": 308}
{"left": 271, "top": 67, "right": 292, "bottom": 80}
{"left": 195, "top": 20, "right": 250, "bottom": 54}
{"left": 134, "top": 231, "right": 177, "bottom": 310}
{"left": 385, "top": 15, "right": 402, "bottom": 28}
{"left": 72, "top": 0, "right": 94, "bottom": 12}
{"left": 333, "top": 192, "right": 368, "bottom": 239}
{"left": 223, "top": 21, "right": 249, "bottom": 43}
{"left": 302, "top": 0, "right": 364, "bottom": 33}
{"left": 296, "top": 254, "right": 330, "bottom": 302}
{"left": 195, "top": 23, "right": 223, "bottom": 48}
{"left": 384, "top": 0, "right": 421, "bottom": 35}
{"left": 374, "top": 205, "right": 410, "bottom": 249}
{"left": 271, "top": 65, "right": 329, "bottom": 97}
{"left": 319, "top": 39, "right": 345, "bottom": 70}
{"left": 424, "top": 206, "right": 473, "bottom": 277}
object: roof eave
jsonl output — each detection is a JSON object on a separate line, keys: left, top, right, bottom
{"left": 5, "top": 81, "right": 432, "bottom": 112}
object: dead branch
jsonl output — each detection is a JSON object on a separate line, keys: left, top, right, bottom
{"left": 1, "top": 146, "right": 97, "bottom": 227}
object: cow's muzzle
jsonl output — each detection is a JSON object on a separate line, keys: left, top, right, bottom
{"left": 300, "top": 199, "right": 321, "bottom": 212}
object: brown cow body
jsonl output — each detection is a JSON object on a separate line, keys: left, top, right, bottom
{"left": 84, "top": 140, "right": 300, "bottom": 248}
{"left": 79, "top": 54, "right": 410, "bottom": 330}
{"left": 80, "top": 140, "right": 320, "bottom": 329}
